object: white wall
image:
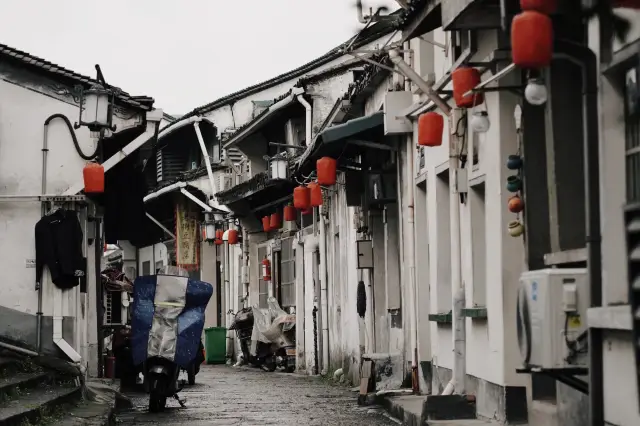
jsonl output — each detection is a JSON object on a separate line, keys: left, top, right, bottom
{"left": 589, "top": 9, "right": 640, "bottom": 425}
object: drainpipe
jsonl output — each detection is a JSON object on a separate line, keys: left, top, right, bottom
{"left": 193, "top": 120, "right": 217, "bottom": 199}
{"left": 441, "top": 107, "right": 465, "bottom": 396}
{"left": 242, "top": 227, "right": 250, "bottom": 305}
{"left": 319, "top": 214, "right": 329, "bottom": 374}
{"left": 388, "top": 49, "right": 462, "bottom": 394}
{"left": 224, "top": 225, "right": 233, "bottom": 361}
{"left": 296, "top": 94, "right": 312, "bottom": 147}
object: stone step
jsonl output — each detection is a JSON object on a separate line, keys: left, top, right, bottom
{"left": 0, "top": 383, "right": 81, "bottom": 425}
{"left": 0, "top": 371, "right": 49, "bottom": 402}
{"left": 48, "top": 399, "right": 115, "bottom": 426}
{"left": 0, "top": 356, "right": 21, "bottom": 377}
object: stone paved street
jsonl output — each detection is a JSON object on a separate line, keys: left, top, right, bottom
{"left": 116, "top": 365, "right": 398, "bottom": 425}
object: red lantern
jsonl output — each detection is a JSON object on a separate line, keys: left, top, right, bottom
{"left": 511, "top": 11, "right": 553, "bottom": 69}
{"left": 418, "top": 112, "right": 444, "bottom": 147}
{"left": 308, "top": 182, "right": 323, "bottom": 207}
{"left": 284, "top": 205, "right": 296, "bottom": 221}
{"left": 452, "top": 67, "right": 483, "bottom": 108}
{"left": 520, "top": 0, "right": 557, "bottom": 14}
{"left": 270, "top": 212, "right": 282, "bottom": 229}
{"left": 317, "top": 157, "right": 337, "bottom": 186}
{"left": 83, "top": 162, "right": 105, "bottom": 193}
{"left": 227, "top": 229, "right": 239, "bottom": 245}
{"left": 262, "top": 216, "right": 271, "bottom": 232}
{"left": 293, "top": 185, "right": 311, "bottom": 210}
{"left": 302, "top": 207, "right": 313, "bottom": 215}
{"left": 215, "top": 229, "right": 224, "bottom": 245}
{"left": 262, "top": 258, "right": 271, "bottom": 281}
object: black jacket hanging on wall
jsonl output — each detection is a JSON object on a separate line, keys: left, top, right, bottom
{"left": 35, "top": 209, "right": 85, "bottom": 290}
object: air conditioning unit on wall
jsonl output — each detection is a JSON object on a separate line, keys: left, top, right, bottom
{"left": 517, "top": 268, "right": 589, "bottom": 369}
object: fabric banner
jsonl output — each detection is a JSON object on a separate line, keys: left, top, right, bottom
{"left": 175, "top": 204, "right": 198, "bottom": 270}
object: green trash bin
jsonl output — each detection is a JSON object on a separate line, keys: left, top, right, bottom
{"left": 204, "top": 327, "right": 227, "bottom": 364}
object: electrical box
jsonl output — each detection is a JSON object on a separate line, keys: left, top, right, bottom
{"left": 517, "top": 268, "right": 589, "bottom": 369}
{"left": 383, "top": 91, "right": 414, "bottom": 135}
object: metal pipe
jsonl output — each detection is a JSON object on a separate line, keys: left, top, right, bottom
{"left": 319, "top": 215, "right": 329, "bottom": 374}
{"left": 180, "top": 188, "right": 213, "bottom": 212}
{"left": 193, "top": 121, "right": 217, "bottom": 199}
{"left": 0, "top": 341, "right": 39, "bottom": 357}
{"left": 242, "top": 227, "right": 250, "bottom": 304}
{"left": 388, "top": 49, "right": 452, "bottom": 116}
{"left": 145, "top": 213, "right": 177, "bottom": 239}
{"left": 462, "top": 63, "right": 517, "bottom": 98}
{"left": 95, "top": 219, "right": 104, "bottom": 377}
{"left": 296, "top": 94, "right": 312, "bottom": 148}
{"left": 441, "top": 108, "right": 466, "bottom": 395}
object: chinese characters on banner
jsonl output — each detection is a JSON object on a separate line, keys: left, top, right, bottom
{"left": 175, "top": 204, "right": 199, "bottom": 270}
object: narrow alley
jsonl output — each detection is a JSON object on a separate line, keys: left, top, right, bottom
{"left": 115, "top": 365, "right": 397, "bottom": 425}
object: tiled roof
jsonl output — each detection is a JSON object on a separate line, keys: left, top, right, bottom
{"left": 0, "top": 43, "right": 154, "bottom": 111}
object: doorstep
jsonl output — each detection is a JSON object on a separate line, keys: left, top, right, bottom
{"left": 379, "top": 394, "right": 497, "bottom": 426}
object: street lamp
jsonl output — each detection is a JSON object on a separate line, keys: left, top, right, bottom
{"left": 74, "top": 65, "right": 117, "bottom": 137}
{"left": 203, "top": 213, "right": 216, "bottom": 245}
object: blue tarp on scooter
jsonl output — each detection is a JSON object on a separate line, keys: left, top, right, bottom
{"left": 131, "top": 273, "right": 213, "bottom": 369}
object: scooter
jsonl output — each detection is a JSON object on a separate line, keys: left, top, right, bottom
{"left": 229, "top": 307, "right": 277, "bottom": 371}
{"left": 131, "top": 266, "right": 213, "bottom": 412}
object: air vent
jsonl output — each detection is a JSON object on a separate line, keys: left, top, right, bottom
{"left": 624, "top": 202, "right": 640, "bottom": 406}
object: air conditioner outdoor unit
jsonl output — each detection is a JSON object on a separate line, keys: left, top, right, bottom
{"left": 517, "top": 268, "right": 589, "bottom": 369}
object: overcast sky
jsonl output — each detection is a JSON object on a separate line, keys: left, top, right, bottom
{"left": 0, "top": 0, "right": 398, "bottom": 115}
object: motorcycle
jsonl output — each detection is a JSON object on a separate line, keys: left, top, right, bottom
{"left": 131, "top": 266, "right": 213, "bottom": 412}
{"left": 230, "top": 297, "right": 296, "bottom": 373}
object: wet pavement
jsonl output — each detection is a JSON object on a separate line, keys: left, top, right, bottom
{"left": 115, "top": 365, "right": 399, "bottom": 425}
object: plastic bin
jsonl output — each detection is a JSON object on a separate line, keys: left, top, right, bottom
{"left": 204, "top": 327, "right": 227, "bottom": 364}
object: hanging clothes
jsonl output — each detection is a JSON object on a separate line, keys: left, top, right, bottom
{"left": 35, "top": 209, "right": 85, "bottom": 290}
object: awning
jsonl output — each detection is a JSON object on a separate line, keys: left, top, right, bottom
{"left": 222, "top": 87, "right": 304, "bottom": 150}
{"left": 320, "top": 111, "right": 385, "bottom": 145}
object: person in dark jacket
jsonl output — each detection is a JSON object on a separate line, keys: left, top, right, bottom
{"left": 35, "top": 209, "right": 85, "bottom": 289}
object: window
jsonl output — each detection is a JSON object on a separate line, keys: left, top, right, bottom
{"left": 280, "top": 237, "right": 295, "bottom": 308}
{"left": 258, "top": 246, "right": 268, "bottom": 308}
{"left": 469, "top": 182, "right": 486, "bottom": 306}
{"left": 435, "top": 170, "right": 451, "bottom": 312}
{"left": 625, "top": 66, "right": 640, "bottom": 202}
{"left": 142, "top": 261, "right": 151, "bottom": 276}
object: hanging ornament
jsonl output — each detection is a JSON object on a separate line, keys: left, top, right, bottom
{"left": 227, "top": 229, "right": 239, "bottom": 245}
{"left": 270, "top": 212, "right": 282, "bottom": 229}
{"left": 293, "top": 185, "right": 311, "bottom": 210}
{"left": 284, "top": 205, "right": 297, "bottom": 221}
{"left": 83, "top": 162, "right": 105, "bottom": 193}
{"left": 308, "top": 182, "right": 323, "bottom": 207}
{"left": 470, "top": 111, "right": 490, "bottom": 133}
{"left": 262, "top": 216, "right": 271, "bottom": 232}
{"left": 508, "top": 220, "right": 525, "bottom": 237}
{"left": 508, "top": 195, "right": 525, "bottom": 213}
{"left": 417, "top": 112, "right": 444, "bottom": 147}
{"left": 452, "top": 67, "right": 483, "bottom": 108}
{"left": 511, "top": 11, "right": 553, "bottom": 69}
{"left": 316, "top": 157, "right": 337, "bottom": 186}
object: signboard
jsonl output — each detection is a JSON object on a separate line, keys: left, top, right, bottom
{"left": 175, "top": 204, "right": 199, "bottom": 270}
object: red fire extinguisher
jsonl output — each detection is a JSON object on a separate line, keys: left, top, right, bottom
{"left": 262, "top": 257, "right": 271, "bottom": 281}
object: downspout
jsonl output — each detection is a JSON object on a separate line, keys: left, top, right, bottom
{"left": 296, "top": 94, "right": 312, "bottom": 147}
{"left": 319, "top": 214, "right": 329, "bottom": 374}
{"left": 242, "top": 227, "right": 250, "bottom": 305}
{"left": 193, "top": 121, "right": 217, "bottom": 200}
{"left": 388, "top": 49, "right": 463, "bottom": 394}
{"left": 224, "top": 224, "right": 232, "bottom": 361}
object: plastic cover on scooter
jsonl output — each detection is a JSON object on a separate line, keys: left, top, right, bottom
{"left": 250, "top": 297, "right": 295, "bottom": 355}
{"left": 131, "top": 266, "right": 213, "bottom": 368}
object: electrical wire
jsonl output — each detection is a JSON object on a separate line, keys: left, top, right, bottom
{"left": 44, "top": 113, "right": 100, "bottom": 160}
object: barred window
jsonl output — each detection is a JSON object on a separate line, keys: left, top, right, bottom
{"left": 625, "top": 66, "right": 640, "bottom": 202}
{"left": 258, "top": 246, "right": 268, "bottom": 308}
{"left": 280, "top": 237, "right": 296, "bottom": 309}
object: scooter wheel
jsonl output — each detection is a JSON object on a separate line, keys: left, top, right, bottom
{"left": 149, "top": 394, "right": 166, "bottom": 412}
{"left": 265, "top": 357, "right": 277, "bottom": 372}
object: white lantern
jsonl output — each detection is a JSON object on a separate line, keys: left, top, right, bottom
{"left": 203, "top": 213, "right": 216, "bottom": 242}
{"left": 82, "top": 84, "right": 111, "bottom": 131}
{"left": 524, "top": 78, "right": 548, "bottom": 106}
{"left": 270, "top": 158, "right": 288, "bottom": 180}
{"left": 470, "top": 111, "right": 490, "bottom": 133}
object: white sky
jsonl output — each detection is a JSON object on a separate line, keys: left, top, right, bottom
{"left": 0, "top": 0, "right": 398, "bottom": 115}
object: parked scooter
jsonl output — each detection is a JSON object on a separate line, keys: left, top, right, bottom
{"left": 131, "top": 266, "right": 213, "bottom": 412}
{"left": 230, "top": 297, "right": 296, "bottom": 373}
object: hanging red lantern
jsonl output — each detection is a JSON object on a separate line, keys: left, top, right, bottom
{"left": 293, "top": 185, "right": 311, "bottom": 210}
{"left": 270, "top": 212, "right": 282, "bottom": 229}
{"left": 301, "top": 208, "right": 313, "bottom": 215}
{"left": 83, "top": 162, "right": 105, "bottom": 193}
{"left": 284, "top": 205, "right": 296, "bottom": 221}
{"left": 262, "top": 258, "right": 271, "bottom": 281}
{"left": 308, "top": 182, "right": 323, "bottom": 207}
{"left": 215, "top": 229, "right": 224, "bottom": 245}
{"left": 452, "top": 67, "right": 483, "bottom": 108}
{"left": 317, "top": 157, "right": 337, "bottom": 186}
{"left": 262, "top": 216, "right": 271, "bottom": 232}
{"left": 227, "top": 229, "right": 239, "bottom": 245}
{"left": 511, "top": 11, "right": 553, "bottom": 69}
{"left": 418, "top": 112, "right": 444, "bottom": 147}
{"left": 519, "top": 0, "right": 557, "bottom": 14}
